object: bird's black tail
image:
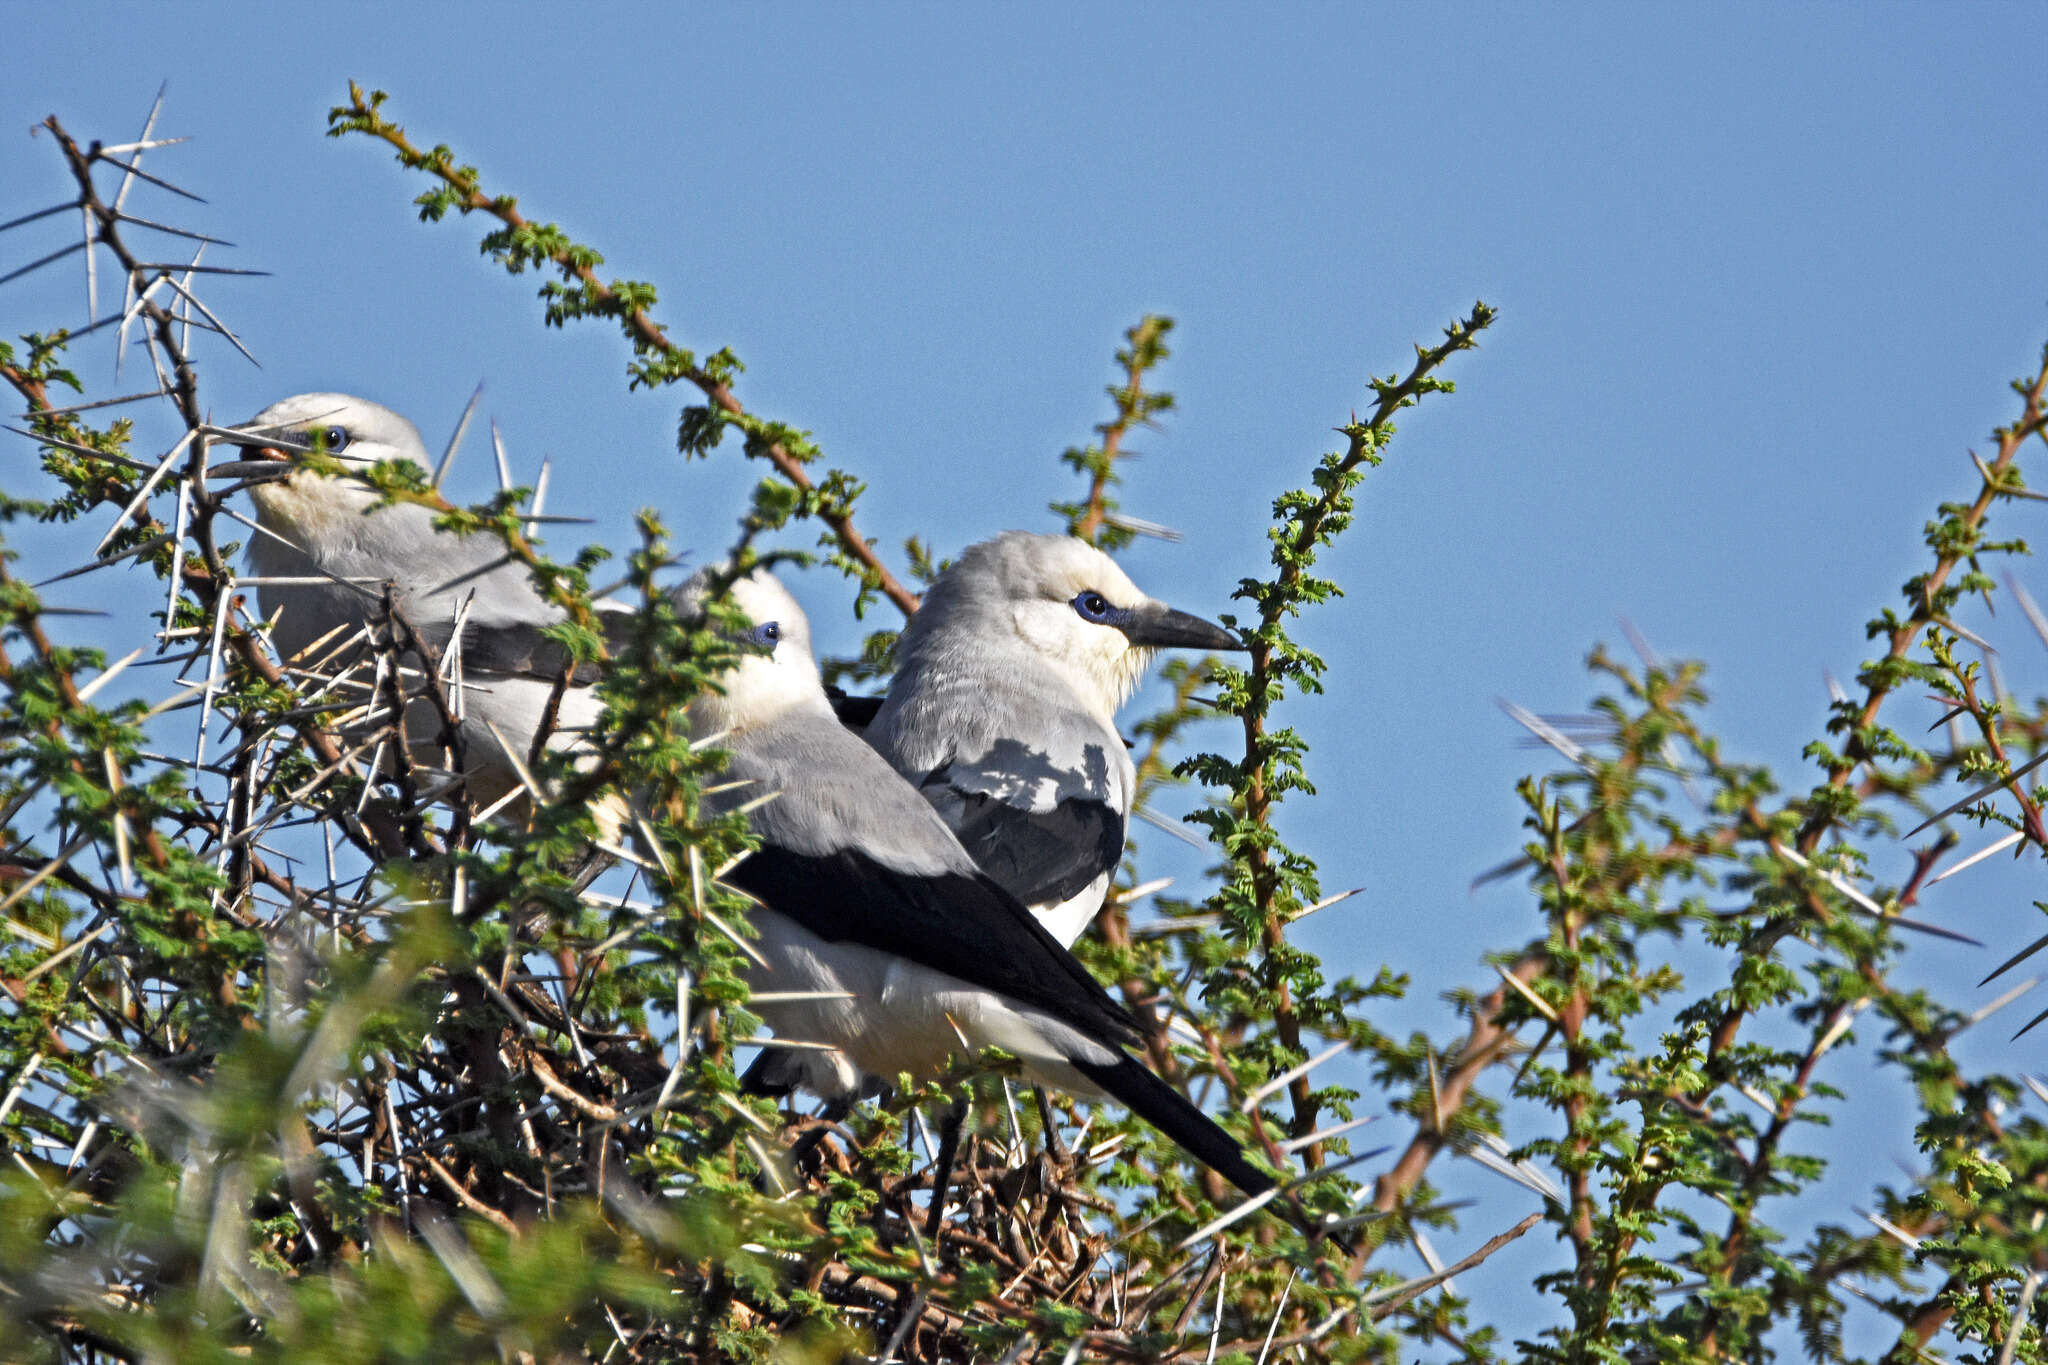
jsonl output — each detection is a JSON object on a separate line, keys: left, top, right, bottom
{"left": 1070, "top": 1053, "right": 1277, "bottom": 1198}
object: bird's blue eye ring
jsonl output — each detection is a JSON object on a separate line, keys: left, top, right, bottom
{"left": 1071, "top": 590, "right": 1116, "bottom": 623}
{"left": 312, "top": 425, "right": 349, "bottom": 453}
{"left": 745, "top": 620, "right": 781, "bottom": 649}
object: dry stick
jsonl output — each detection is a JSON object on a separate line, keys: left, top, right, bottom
{"left": 336, "top": 83, "right": 918, "bottom": 619}
{"left": 1365, "top": 1211, "right": 1544, "bottom": 1321}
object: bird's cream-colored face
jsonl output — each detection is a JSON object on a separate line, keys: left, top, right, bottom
{"left": 689, "top": 570, "right": 826, "bottom": 734}
{"left": 1002, "top": 539, "right": 1160, "bottom": 710}
{"left": 227, "top": 392, "right": 429, "bottom": 532}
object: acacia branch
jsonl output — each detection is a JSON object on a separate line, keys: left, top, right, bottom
{"left": 330, "top": 83, "right": 919, "bottom": 618}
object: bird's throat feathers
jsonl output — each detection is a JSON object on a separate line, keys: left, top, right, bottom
{"left": 248, "top": 471, "right": 384, "bottom": 545}
{"left": 691, "top": 652, "right": 833, "bottom": 738}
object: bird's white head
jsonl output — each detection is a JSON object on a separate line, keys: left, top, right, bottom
{"left": 222, "top": 392, "right": 430, "bottom": 535}
{"left": 679, "top": 566, "right": 829, "bottom": 735}
{"left": 906, "top": 532, "right": 1243, "bottom": 718}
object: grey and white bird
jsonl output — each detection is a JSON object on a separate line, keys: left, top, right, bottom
{"left": 218, "top": 392, "right": 610, "bottom": 817}
{"left": 864, "top": 532, "right": 1242, "bottom": 946}
{"left": 690, "top": 567, "right": 1274, "bottom": 1199}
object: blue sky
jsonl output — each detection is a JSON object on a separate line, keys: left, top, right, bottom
{"left": 6, "top": 3, "right": 2047, "bottom": 1345}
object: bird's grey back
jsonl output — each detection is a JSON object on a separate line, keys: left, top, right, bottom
{"left": 251, "top": 496, "right": 561, "bottom": 660}
{"left": 712, "top": 706, "right": 976, "bottom": 879}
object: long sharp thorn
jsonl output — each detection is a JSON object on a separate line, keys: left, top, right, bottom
{"left": 490, "top": 420, "right": 513, "bottom": 494}
{"left": 159, "top": 272, "right": 256, "bottom": 365}
{"left": 138, "top": 305, "right": 171, "bottom": 391}
{"left": 1968, "top": 977, "right": 2039, "bottom": 1029}
{"left": 1860, "top": 1207, "right": 1923, "bottom": 1249}
{"left": 2, "top": 423, "right": 154, "bottom": 473}
{"left": 1470, "top": 852, "right": 1532, "bottom": 890}
{"left": 1277, "top": 1113, "right": 1377, "bottom": 1155}
{"left": 1812, "top": 999, "right": 1869, "bottom": 1058}
{"left": 75, "top": 648, "right": 146, "bottom": 705}
{"left": 176, "top": 243, "right": 205, "bottom": 355}
{"left": 1983, "top": 931, "right": 2048, "bottom": 987}
{"left": 135, "top": 262, "right": 268, "bottom": 277}
{"left": 192, "top": 593, "right": 229, "bottom": 771}
{"left": 433, "top": 383, "right": 483, "bottom": 490}
{"left": 1495, "top": 960, "right": 1560, "bottom": 1023}
{"left": 97, "top": 136, "right": 187, "bottom": 158}
{"left": 91, "top": 154, "right": 203, "bottom": 203}
{"left": 81, "top": 204, "right": 97, "bottom": 325}
{"left": 34, "top": 531, "right": 173, "bottom": 587}
{"left": 1412, "top": 1228, "right": 1454, "bottom": 1295}
{"left": 1498, "top": 696, "right": 1588, "bottom": 766}
{"left": 1204, "top": 1267, "right": 1227, "bottom": 1365}
{"left": 1174, "top": 1187, "right": 1281, "bottom": 1249}
{"left": 1469, "top": 1133, "right": 1563, "bottom": 1203}
{"left": 2013, "top": 1002, "right": 2048, "bottom": 1040}
{"left": 1997, "top": 1272, "right": 2042, "bottom": 1365}
{"left": 162, "top": 479, "right": 191, "bottom": 643}
{"left": 0, "top": 202, "right": 79, "bottom": 234}
{"left": 1976, "top": 449, "right": 2048, "bottom": 502}
{"left": 1905, "top": 751, "right": 2048, "bottom": 837}
{"left": 1239, "top": 1041, "right": 1351, "bottom": 1114}
{"left": 525, "top": 456, "right": 551, "bottom": 538}
{"left": 0, "top": 832, "right": 95, "bottom": 916}
{"left": 1135, "top": 802, "right": 1207, "bottom": 848}
{"left": 1876, "top": 912, "right": 1982, "bottom": 947}
{"left": 1292, "top": 887, "right": 1362, "bottom": 921}
{"left": 24, "top": 388, "right": 172, "bottom": 419}
{"left": 1927, "top": 829, "right": 2027, "bottom": 887}
{"left": 110, "top": 84, "right": 167, "bottom": 215}
{"left": 116, "top": 272, "right": 162, "bottom": 377}
{"left": 1254, "top": 1268, "right": 1295, "bottom": 1365}
{"left": 2009, "top": 574, "right": 2048, "bottom": 652}
{"left": 67, "top": 309, "right": 135, "bottom": 340}
{"left": 0, "top": 238, "right": 89, "bottom": 286}
{"left": 109, "top": 211, "right": 231, "bottom": 246}
{"left": 93, "top": 428, "right": 196, "bottom": 557}
{"left": 1938, "top": 615, "right": 1996, "bottom": 654}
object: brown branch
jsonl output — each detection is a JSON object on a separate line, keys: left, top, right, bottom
{"left": 1373, "top": 956, "right": 1541, "bottom": 1213}
{"left": 417, "top": 1150, "right": 519, "bottom": 1236}
{"left": 1074, "top": 316, "right": 1169, "bottom": 545}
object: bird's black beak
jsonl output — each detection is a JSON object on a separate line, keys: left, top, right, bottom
{"left": 208, "top": 428, "right": 300, "bottom": 482}
{"left": 1118, "top": 603, "right": 1244, "bottom": 651}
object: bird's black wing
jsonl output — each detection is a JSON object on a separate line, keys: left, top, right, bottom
{"left": 937, "top": 778, "right": 1126, "bottom": 908}
{"left": 722, "top": 845, "right": 1144, "bottom": 1050}
{"left": 457, "top": 605, "right": 637, "bottom": 685}
{"left": 1068, "top": 1053, "right": 1276, "bottom": 1198}
{"left": 824, "top": 688, "right": 885, "bottom": 730}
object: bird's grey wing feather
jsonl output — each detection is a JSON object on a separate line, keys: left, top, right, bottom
{"left": 931, "top": 772, "right": 1125, "bottom": 907}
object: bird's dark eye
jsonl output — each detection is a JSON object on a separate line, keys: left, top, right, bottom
{"left": 310, "top": 426, "right": 349, "bottom": 454}
{"left": 1071, "top": 590, "right": 1116, "bottom": 623}
{"left": 745, "top": 620, "right": 782, "bottom": 649}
